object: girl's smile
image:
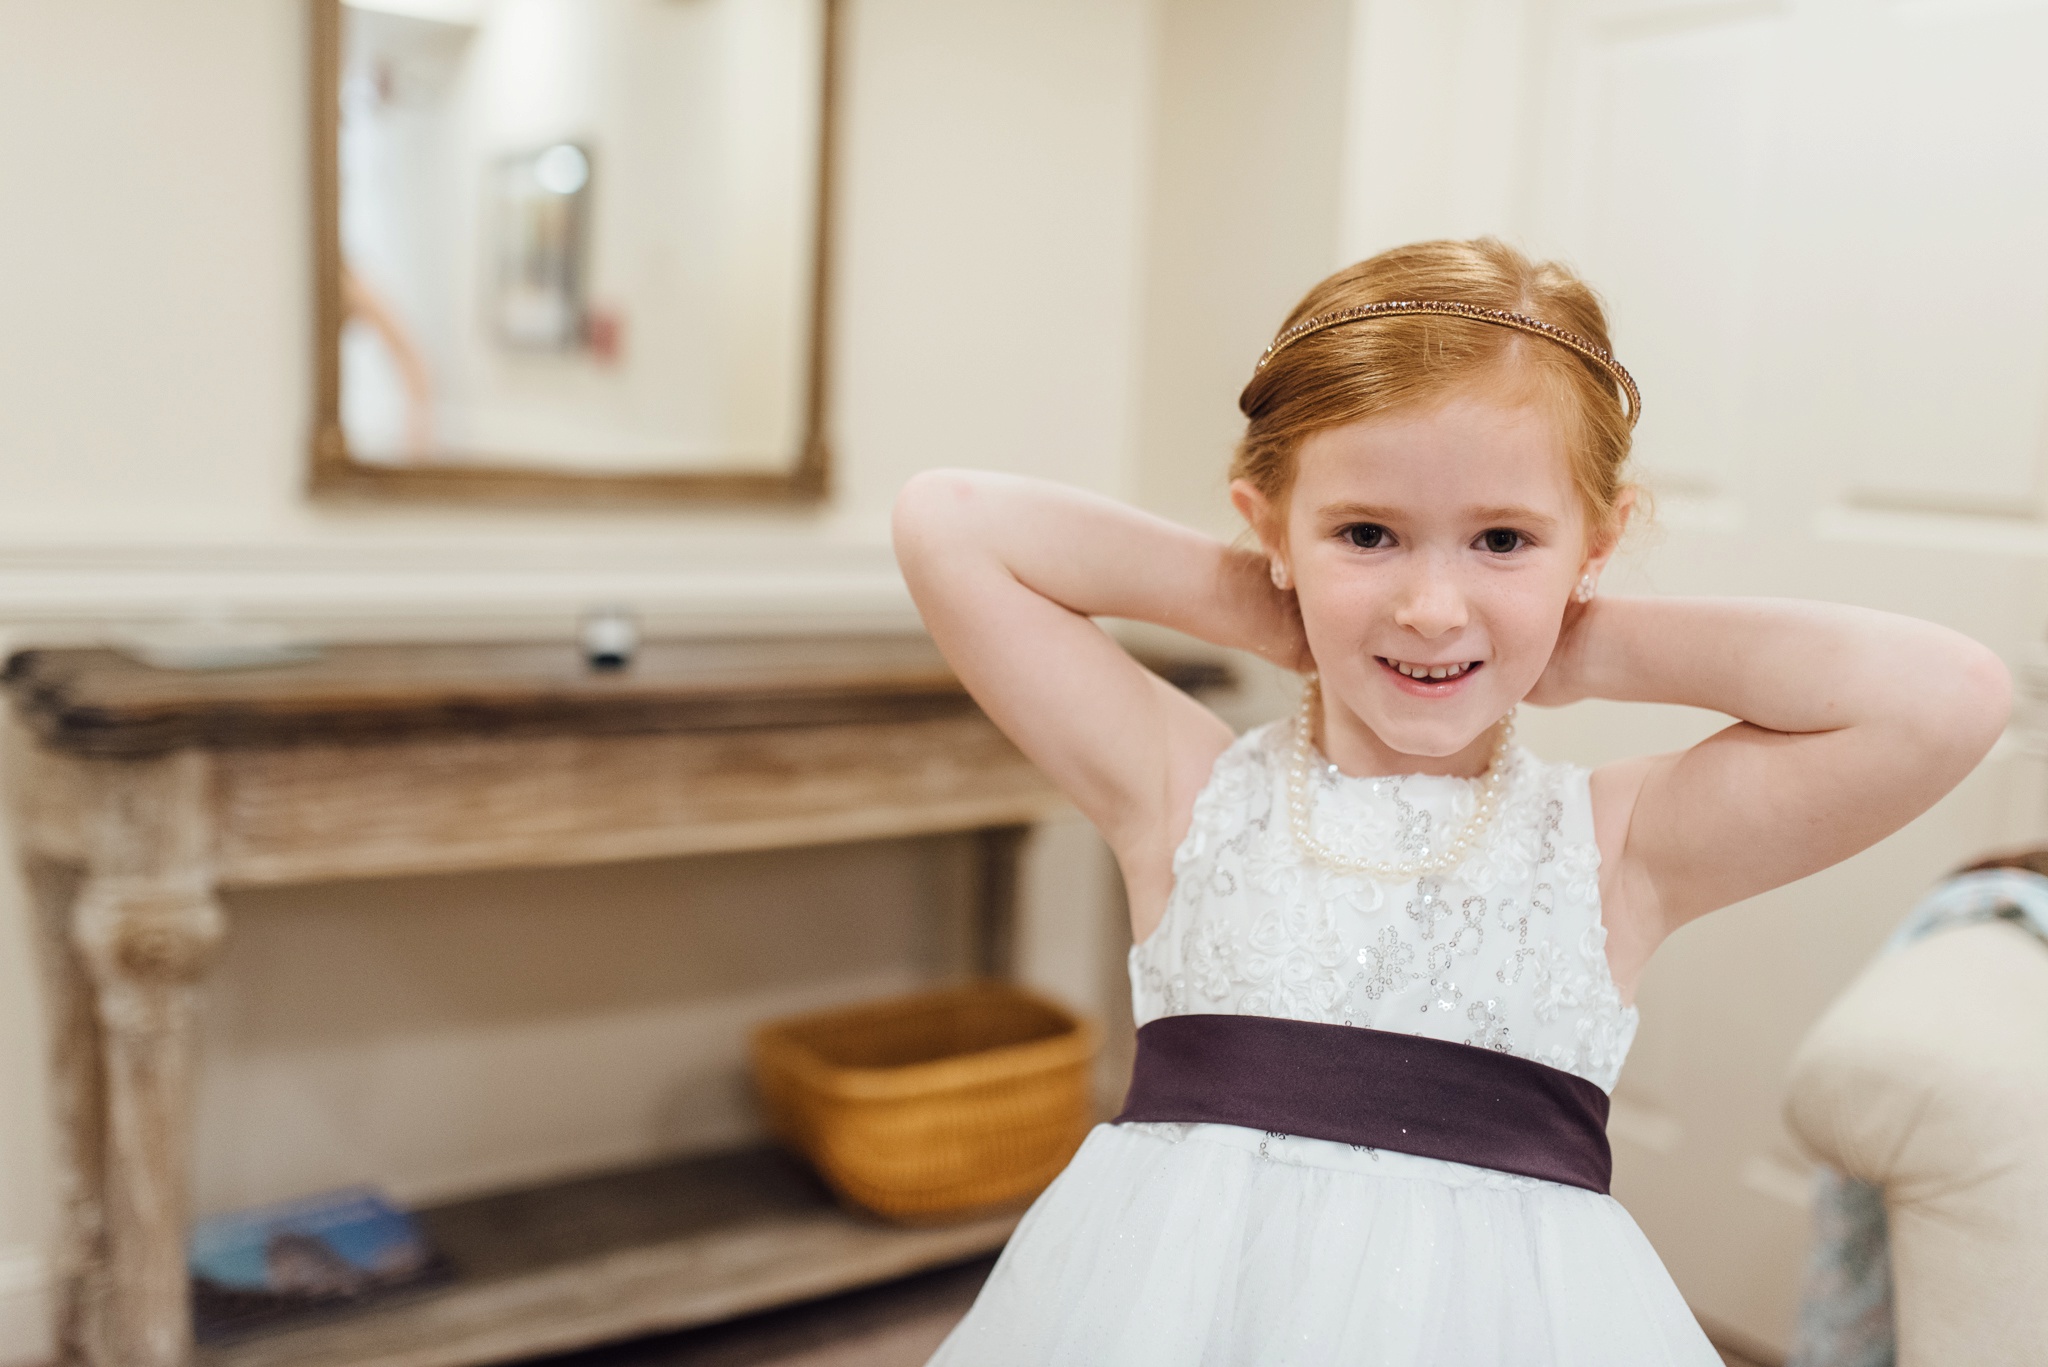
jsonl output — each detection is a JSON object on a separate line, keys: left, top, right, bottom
{"left": 1376, "top": 655, "right": 1484, "bottom": 694}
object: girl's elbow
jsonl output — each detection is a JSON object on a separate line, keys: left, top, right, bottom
{"left": 892, "top": 469, "right": 982, "bottom": 554}
{"left": 1936, "top": 641, "right": 2011, "bottom": 763}
{"left": 1881, "top": 641, "right": 2008, "bottom": 789}
{"left": 1966, "top": 641, "right": 2013, "bottom": 741}
{"left": 893, "top": 467, "right": 965, "bottom": 520}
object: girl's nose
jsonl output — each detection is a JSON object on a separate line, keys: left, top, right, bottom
{"left": 1393, "top": 562, "right": 1468, "bottom": 638}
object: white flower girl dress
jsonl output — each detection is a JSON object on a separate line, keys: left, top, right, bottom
{"left": 926, "top": 721, "right": 1721, "bottom": 1365}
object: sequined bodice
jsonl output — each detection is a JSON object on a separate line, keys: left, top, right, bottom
{"left": 1129, "top": 722, "right": 1638, "bottom": 1091}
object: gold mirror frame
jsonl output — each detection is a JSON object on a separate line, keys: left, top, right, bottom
{"left": 307, "top": 0, "right": 836, "bottom": 505}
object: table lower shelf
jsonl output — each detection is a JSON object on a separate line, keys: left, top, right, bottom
{"left": 195, "top": 1145, "right": 1021, "bottom": 1367}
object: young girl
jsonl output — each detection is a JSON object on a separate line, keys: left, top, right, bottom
{"left": 891, "top": 238, "right": 2008, "bottom": 1365}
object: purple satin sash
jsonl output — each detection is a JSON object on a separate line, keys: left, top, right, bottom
{"left": 1113, "top": 1014, "right": 1613, "bottom": 1193}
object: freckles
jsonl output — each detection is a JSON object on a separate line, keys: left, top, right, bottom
{"left": 1301, "top": 573, "right": 1389, "bottom": 615}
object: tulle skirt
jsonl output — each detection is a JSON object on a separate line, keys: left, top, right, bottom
{"left": 926, "top": 1121, "right": 1720, "bottom": 1366}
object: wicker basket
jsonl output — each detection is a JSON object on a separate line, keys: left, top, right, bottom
{"left": 751, "top": 982, "right": 1100, "bottom": 1222}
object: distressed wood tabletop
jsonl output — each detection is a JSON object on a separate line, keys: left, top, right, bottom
{"left": 4, "top": 635, "right": 1232, "bottom": 756}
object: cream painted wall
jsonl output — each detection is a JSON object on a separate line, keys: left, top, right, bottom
{"left": 0, "top": 2, "right": 1163, "bottom": 1361}
{"left": 1131, "top": 0, "right": 1352, "bottom": 536}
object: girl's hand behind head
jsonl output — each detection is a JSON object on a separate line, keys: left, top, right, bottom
{"left": 1522, "top": 595, "right": 1599, "bottom": 708}
{"left": 1261, "top": 578, "right": 1315, "bottom": 676}
{"left": 1216, "top": 542, "right": 1314, "bottom": 674}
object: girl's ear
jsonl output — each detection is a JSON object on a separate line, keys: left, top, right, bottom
{"left": 1230, "top": 479, "right": 1286, "bottom": 561}
{"left": 1578, "top": 487, "right": 1637, "bottom": 584}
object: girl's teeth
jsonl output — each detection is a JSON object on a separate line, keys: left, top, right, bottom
{"left": 1391, "top": 660, "right": 1471, "bottom": 680}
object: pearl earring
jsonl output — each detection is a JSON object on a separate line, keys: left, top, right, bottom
{"left": 1270, "top": 559, "right": 1291, "bottom": 590}
{"left": 1574, "top": 573, "right": 1597, "bottom": 604}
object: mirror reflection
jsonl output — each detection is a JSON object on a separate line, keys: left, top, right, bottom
{"left": 335, "top": 0, "right": 827, "bottom": 477}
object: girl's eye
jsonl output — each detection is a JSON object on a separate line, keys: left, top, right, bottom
{"left": 1343, "top": 524, "right": 1389, "bottom": 549}
{"left": 1479, "top": 528, "right": 1525, "bottom": 554}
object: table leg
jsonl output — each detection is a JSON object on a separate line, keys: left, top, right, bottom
{"left": 71, "top": 879, "right": 223, "bottom": 1367}
{"left": 67, "top": 751, "right": 224, "bottom": 1367}
{"left": 24, "top": 857, "right": 109, "bottom": 1367}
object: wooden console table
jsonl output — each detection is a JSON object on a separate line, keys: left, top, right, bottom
{"left": 3, "top": 636, "right": 1226, "bottom": 1367}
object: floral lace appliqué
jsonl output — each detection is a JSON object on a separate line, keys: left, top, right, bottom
{"left": 1130, "top": 724, "right": 1639, "bottom": 1092}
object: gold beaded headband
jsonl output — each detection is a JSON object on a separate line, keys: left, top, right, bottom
{"left": 1252, "top": 299, "right": 1642, "bottom": 429}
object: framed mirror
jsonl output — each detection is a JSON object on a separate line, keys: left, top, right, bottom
{"left": 309, "top": 0, "right": 835, "bottom": 504}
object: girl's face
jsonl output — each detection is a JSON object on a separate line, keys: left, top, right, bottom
{"left": 1236, "top": 384, "right": 1610, "bottom": 776}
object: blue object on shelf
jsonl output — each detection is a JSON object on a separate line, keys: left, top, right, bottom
{"left": 189, "top": 1186, "right": 446, "bottom": 1341}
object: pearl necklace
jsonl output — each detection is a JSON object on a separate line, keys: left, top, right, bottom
{"left": 1285, "top": 673, "right": 1516, "bottom": 881}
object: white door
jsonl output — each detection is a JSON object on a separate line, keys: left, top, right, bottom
{"left": 1343, "top": 0, "right": 2048, "bottom": 1353}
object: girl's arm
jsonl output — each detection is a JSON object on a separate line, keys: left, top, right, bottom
{"left": 1544, "top": 598, "right": 2011, "bottom": 981}
{"left": 892, "top": 471, "right": 1306, "bottom": 915}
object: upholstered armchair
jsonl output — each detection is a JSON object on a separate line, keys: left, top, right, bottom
{"left": 1785, "top": 911, "right": 2048, "bottom": 1365}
